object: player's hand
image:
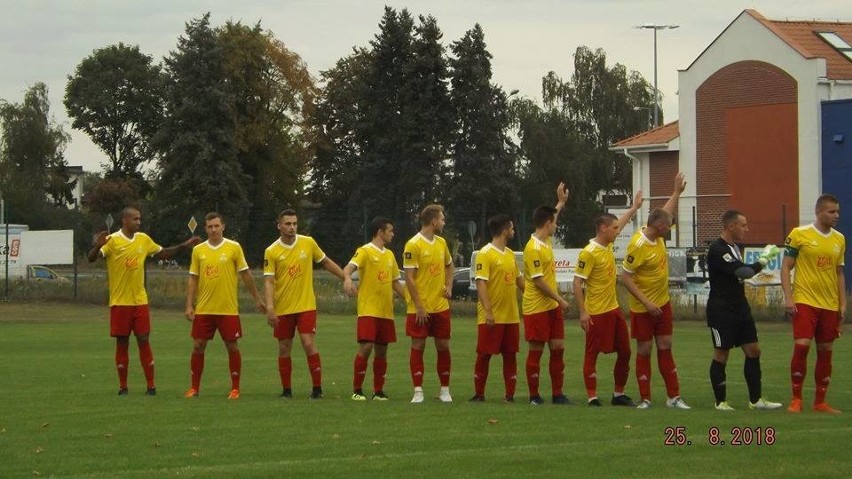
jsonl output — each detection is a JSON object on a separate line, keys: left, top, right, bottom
{"left": 579, "top": 312, "right": 592, "bottom": 332}
{"left": 184, "top": 236, "right": 202, "bottom": 248}
{"left": 784, "top": 299, "right": 797, "bottom": 317}
{"left": 256, "top": 300, "right": 267, "bottom": 314}
{"left": 442, "top": 285, "right": 452, "bottom": 300}
{"left": 556, "top": 182, "right": 569, "bottom": 206}
{"left": 92, "top": 230, "right": 108, "bottom": 247}
{"left": 343, "top": 278, "right": 358, "bottom": 297}
{"left": 266, "top": 310, "right": 278, "bottom": 328}
{"left": 645, "top": 302, "right": 663, "bottom": 317}
{"left": 485, "top": 312, "right": 495, "bottom": 327}
{"left": 673, "top": 172, "right": 687, "bottom": 195}
{"left": 632, "top": 190, "right": 644, "bottom": 210}
{"left": 185, "top": 307, "right": 195, "bottom": 322}
{"left": 557, "top": 297, "right": 570, "bottom": 311}
{"left": 415, "top": 307, "right": 429, "bottom": 326}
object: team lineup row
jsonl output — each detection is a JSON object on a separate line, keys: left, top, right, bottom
{"left": 88, "top": 177, "right": 845, "bottom": 412}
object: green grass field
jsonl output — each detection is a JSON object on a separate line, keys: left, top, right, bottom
{"left": 1, "top": 302, "right": 851, "bottom": 478}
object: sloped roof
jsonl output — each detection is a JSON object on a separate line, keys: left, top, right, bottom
{"left": 611, "top": 120, "right": 679, "bottom": 150}
{"left": 748, "top": 10, "right": 852, "bottom": 80}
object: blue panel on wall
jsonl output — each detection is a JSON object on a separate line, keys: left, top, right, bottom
{"left": 821, "top": 99, "right": 852, "bottom": 291}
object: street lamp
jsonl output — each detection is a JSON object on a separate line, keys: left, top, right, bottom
{"left": 635, "top": 23, "right": 679, "bottom": 127}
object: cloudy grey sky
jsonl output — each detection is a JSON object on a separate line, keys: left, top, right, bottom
{"left": 2, "top": 0, "right": 850, "bottom": 172}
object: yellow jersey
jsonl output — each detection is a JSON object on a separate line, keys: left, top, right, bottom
{"left": 264, "top": 235, "right": 326, "bottom": 316}
{"left": 100, "top": 231, "right": 162, "bottom": 306}
{"left": 403, "top": 233, "right": 452, "bottom": 314}
{"left": 574, "top": 239, "right": 619, "bottom": 315}
{"left": 349, "top": 243, "right": 400, "bottom": 320}
{"left": 622, "top": 228, "right": 670, "bottom": 312}
{"left": 522, "top": 234, "right": 559, "bottom": 315}
{"left": 475, "top": 243, "right": 521, "bottom": 325}
{"left": 785, "top": 224, "right": 846, "bottom": 310}
{"left": 189, "top": 239, "right": 249, "bottom": 315}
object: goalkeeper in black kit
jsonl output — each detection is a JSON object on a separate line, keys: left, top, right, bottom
{"left": 706, "top": 210, "right": 783, "bottom": 411}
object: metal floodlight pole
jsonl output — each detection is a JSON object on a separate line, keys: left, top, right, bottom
{"left": 635, "top": 23, "right": 679, "bottom": 127}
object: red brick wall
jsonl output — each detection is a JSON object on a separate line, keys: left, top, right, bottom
{"left": 649, "top": 151, "right": 679, "bottom": 212}
{"left": 695, "top": 60, "right": 798, "bottom": 245}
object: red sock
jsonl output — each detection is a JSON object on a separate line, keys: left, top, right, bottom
{"left": 278, "top": 357, "right": 292, "bottom": 389}
{"left": 583, "top": 351, "right": 598, "bottom": 398}
{"left": 373, "top": 357, "right": 388, "bottom": 393}
{"left": 657, "top": 349, "right": 680, "bottom": 399}
{"left": 526, "top": 349, "right": 543, "bottom": 397}
{"left": 636, "top": 354, "right": 652, "bottom": 401}
{"left": 503, "top": 352, "right": 517, "bottom": 398}
{"left": 815, "top": 349, "right": 833, "bottom": 404}
{"left": 410, "top": 348, "right": 425, "bottom": 387}
{"left": 437, "top": 349, "right": 451, "bottom": 387}
{"left": 115, "top": 342, "right": 129, "bottom": 389}
{"left": 791, "top": 343, "right": 809, "bottom": 400}
{"left": 474, "top": 354, "right": 491, "bottom": 397}
{"left": 190, "top": 352, "right": 204, "bottom": 391}
{"left": 614, "top": 349, "right": 631, "bottom": 394}
{"left": 549, "top": 348, "right": 565, "bottom": 397}
{"left": 307, "top": 353, "right": 322, "bottom": 388}
{"left": 353, "top": 354, "right": 368, "bottom": 390}
{"left": 137, "top": 341, "right": 155, "bottom": 388}
{"left": 228, "top": 350, "right": 241, "bottom": 390}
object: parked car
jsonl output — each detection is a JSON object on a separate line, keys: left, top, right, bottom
{"left": 452, "top": 267, "right": 472, "bottom": 299}
{"left": 26, "top": 265, "right": 70, "bottom": 283}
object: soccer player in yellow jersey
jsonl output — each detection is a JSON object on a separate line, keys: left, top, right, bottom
{"left": 404, "top": 205, "right": 455, "bottom": 404}
{"left": 620, "top": 173, "right": 690, "bottom": 410}
{"left": 782, "top": 194, "right": 846, "bottom": 414}
{"left": 471, "top": 214, "right": 525, "bottom": 403}
{"left": 522, "top": 183, "right": 570, "bottom": 405}
{"left": 573, "top": 192, "right": 642, "bottom": 407}
{"left": 88, "top": 206, "right": 198, "bottom": 396}
{"left": 343, "top": 217, "right": 406, "bottom": 401}
{"left": 264, "top": 209, "right": 344, "bottom": 399}
{"left": 184, "top": 213, "right": 265, "bottom": 400}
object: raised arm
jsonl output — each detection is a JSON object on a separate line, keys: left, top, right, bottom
{"left": 662, "top": 172, "right": 686, "bottom": 217}
{"left": 555, "top": 182, "right": 569, "bottom": 216}
{"left": 87, "top": 231, "right": 108, "bottom": 262}
{"left": 154, "top": 236, "right": 201, "bottom": 260}
{"left": 616, "top": 191, "right": 644, "bottom": 232}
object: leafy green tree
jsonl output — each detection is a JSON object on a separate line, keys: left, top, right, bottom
{"left": 64, "top": 43, "right": 164, "bottom": 186}
{"left": 0, "top": 82, "right": 75, "bottom": 227}
{"left": 447, "top": 24, "right": 520, "bottom": 247}
{"left": 151, "top": 13, "right": 250, "bottom": 245}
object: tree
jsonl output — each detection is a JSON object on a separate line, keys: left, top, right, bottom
{"left": 447, "top": 24, "right": 520, "bottom": 248}
{"left": 151, "top": 14, "right": 250, "bottom": 245}
{"left": 0, "top": 82, "right": 74, "bottom": 227}
{"left": 64, "top": 43, "right": 164, "bottom": 185}
{"left": 513, "top": 46, "right": 655, "bottom": 245}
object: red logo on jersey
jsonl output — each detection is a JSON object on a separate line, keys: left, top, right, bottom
{"left": 377, "top": 270, "right": 389, "bottom": 282}
{"left": 428, "top": 263, "right": 441, "bottom": 276}
{"left": 125, "top": 257, "right": 139, "bottom": 270}
{"left": 816, "top": 256, "right": 832, "bottom": 269}
{"left": 205, "top": 265, "right": 220, "bottom": 278}
{"left": 504, "top": 272, "right": 514, "bottom": 284}
{"left": 288, "top": 263, "right": 302, "bottom": 278}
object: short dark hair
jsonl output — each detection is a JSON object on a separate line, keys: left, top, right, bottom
{"left": 533, "top": 205, "right": 558, "bottom": 228}
{"left": 420, "top": 204, "right": 444, "bottom": 226}
{"left": 120, "top": 206, "right": 140, "bottom": 219}
{"left": 370, "top": 216, "right": 393, "bottom": 238}
{"left": 646, "top": 208, "right": 672, "bottom": 227}
{"left": 816, "top": 194, "right": 839, "bottom": 211}
{"left": 721, "top": 210, "right": 744, "bottom": 227}
{"left": 205, "top": 212, "right": 223, "bottom": 223}
{"left": 488, "top": 214, "right": 513, "bottom": 237}
{"left": 593, "top": 213, "right": 618, "bottom": 231}
{"left": 277, "top": 209, "right": 297, "bottom": 220}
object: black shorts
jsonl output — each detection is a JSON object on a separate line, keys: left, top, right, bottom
{"left": 708, "top": 321, "right": 758, "bottom": 349}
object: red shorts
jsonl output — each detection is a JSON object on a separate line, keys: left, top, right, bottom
{"left": 274, "top": 310, "right": 317, "bottom": 340}
{"left": 110, "top": 305, "right": 151, "bottom": 337}
{"left": 405, "top": 309, "right": 451, "bottom": 339}
{"left": 192, "top": 315, "right": 243, "bottom": 341}
{"left": 357, "top": 316, "right": 397, "bottom": 345}
{"left": 477, "top": 323, "right": 520, "bottom": 354}
{"left": 793, "top": 303, "right": 841, "bottom": 342}
{"left": 523, "top": 307, "right": 565, "bottom": 342}
{"left": 630, "top": 301, "right": 674, "bottom": 342}
{"left": 586, "top": 308, "right": 630, "bottom": 354}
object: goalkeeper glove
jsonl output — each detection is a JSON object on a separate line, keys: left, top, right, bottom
{"left": 758, "top": 244, "right": 780, "bottom": 265}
